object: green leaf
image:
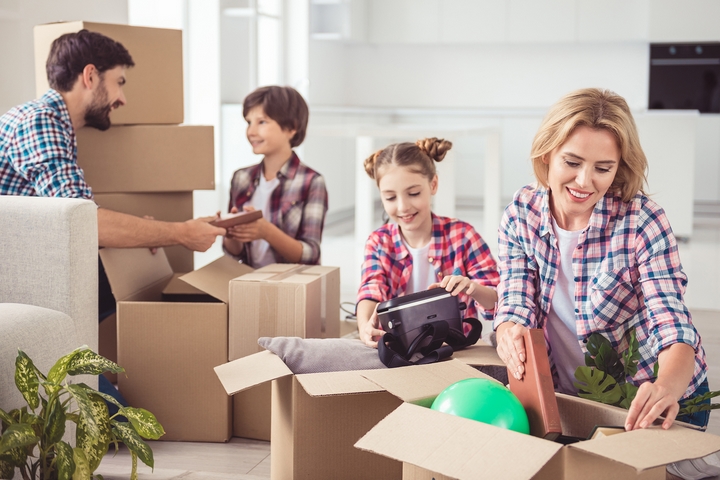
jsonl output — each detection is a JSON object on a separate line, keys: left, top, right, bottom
{"left": 65, "top": 385, "right": 101, "bottom": 441}
{"left": 618, "top": 383, "right": 638, "bottom": 409}
{"left": 44, "top": 398, "right": 67, "bottom": 445}
{"left": 681, "top": 390, "right": 720, "bottom": 407}
{"left": 0, "top": 459, "right": 14, "bottom": 479}
{"left": 0, "top": 424, "right": 38, "bottom": 456}
{"left": 585, "top": 333, "right": 613, "bottom": 357}
{"left": 76, "top": 395, "right": 111, "bottom": 472}
{"left": 77, "top": 387, "right": 123, "bottom": 415}
{"left": 67, "top": 351, "right": 124, "bottom": 377}
{"left": 72, "top": 448, "right": 91, "bottom": 480}
{"left": 112, "top": 422, "right": 154, "bottom": 469}
{"left": 0, "top": 444, "right": 27, "bottom": 470}
{"left": 56, "top": 441, "right": 76, "bottom": 480}
{"left": 122, "top": 408, "right": 165, "bottom": 440}
{"left": 652, "top": 361, "right": 659, "bottom": 378}
{"left": 47, "top": 349, "right": 85, "bottom": 389}
{"left": 14, "top": 351, "right": 40, "bottom": 410}
{"left": 622, "top": 329, "right": 641, "bottom": 378}
{"left": 584, "top": 333, "right": 626, "bottom": 383}
{"left": 0, "top": 409, "right": 12, "bottom": 427}
{"left": 574, "top": 366, "right": 623, "bottom": 405}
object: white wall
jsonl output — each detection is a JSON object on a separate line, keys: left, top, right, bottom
{"left": 0, "top": 0, "right": 128, "bottom": 114}
{"left": 304, "top": 0, "right": 720, "bottom": 220}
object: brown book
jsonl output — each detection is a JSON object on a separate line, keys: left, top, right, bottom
{"left": 508, "top": 329, "right": 562, "bottom": 440}
{"left": 210, "top": 210, "right": 262, "bottom": 228}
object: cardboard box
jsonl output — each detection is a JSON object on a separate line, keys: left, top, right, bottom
{"left": 215, "top": 352, "right": 494, "bottom": 480}
{"left": 95, "top": 192, "right": 195, "bottom": 273}
{"left": 99, "top": 247, "right": 253, "bottom": 442}
{"left": 228, "top": 263, "right": 341, "bottom": 440}
{"left": 77, "top": 125, "right": 215, "bottom": 194}
{"left": 356, "top": 387, "right": 720, "bottom": 480}
{"left": 34, "top": 21, "right": 183, "bottom": 125}
{"left": 229, "top": 263, "right": 341, "bottom": 361}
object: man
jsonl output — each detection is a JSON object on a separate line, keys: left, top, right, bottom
{"left": 0, "top": 29, "right": 225, "bottom": 250}
{"left": 0, "top": 29, "right": 225, "bottom": 411}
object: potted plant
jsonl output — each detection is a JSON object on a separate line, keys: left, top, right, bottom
{"left": 575, "top": 330, "right": 720, "bottom": 417}
{"left": 0, "top": 347, "right": 164, "bottom": 480}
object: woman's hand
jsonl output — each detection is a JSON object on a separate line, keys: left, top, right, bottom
{"left": 496, "top": 322, "right": 528, "bottom": 380}
{"left": 624, "top": 342, "right": 695, "bottom": 430}
{"left": 625, "top": 381, "right": 680, "bottom": 431}
{"left": 429, "top": 275, "right": 476, "bottom": 296}
{"left": 358, "top": 302, "right": 385, "bottom": 348}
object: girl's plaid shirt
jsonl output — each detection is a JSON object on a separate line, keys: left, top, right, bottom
{"left": 494, "top": 185, "right": 707, "bottom": 398}
{"left": 357, "top": 213, "right": 499, "bottom": 322}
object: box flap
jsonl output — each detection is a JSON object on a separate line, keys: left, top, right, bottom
{"left": 179, "top": 255, "right": 254, "bottom": 303}
{"left": 162, "top": 273, "right": 206, "bottom": 296}
{"left": 355, "top": 402, "right": 562, "bottom": 480}
{"left": 233, "top": 264, "right": 308, "bottom": 284}
{"left": 99, "top": 247, "right": 173, "bottom": 301}
{"left": 570, "top": 424, "right": 720, "bottom": 471}
{"left": 362, "top": 359, "right": 494, "bottom": 404}
{"left": 214, "top": 351, "right": 292, "bottom": 395}
{"left": 295, "top": 370, "right": 388, "bottom": 397}
{"left": 452, "top": 343, "right": 505, "bottom": 367}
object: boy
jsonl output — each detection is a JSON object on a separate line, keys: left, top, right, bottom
{"left": 223, "top": 86, "right": 328, "bottom": 266}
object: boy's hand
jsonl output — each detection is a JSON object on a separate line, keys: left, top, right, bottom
{"left": 359, "top": 305, "right": 385, "bottom": 349}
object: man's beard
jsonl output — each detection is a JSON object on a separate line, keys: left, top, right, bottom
{"left": 84, "top": 83, "right": 113, "bottom": 131}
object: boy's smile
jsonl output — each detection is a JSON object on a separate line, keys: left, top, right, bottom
{"left": 245, "top": 106, "right": 296, "bottom": 160}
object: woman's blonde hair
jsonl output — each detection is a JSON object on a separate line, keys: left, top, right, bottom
{"left": 364, "top": 137, "right": 452, "bottom": 184}
{"left": 531, "top": 88, "right": 647, "bottom": 202}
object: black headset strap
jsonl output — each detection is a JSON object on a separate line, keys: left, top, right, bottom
{"left": 378, "top": 322, "right": 454, "bottom": 368}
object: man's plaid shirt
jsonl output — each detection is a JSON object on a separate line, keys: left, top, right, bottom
{"left": 227, "top": 152, "right": 328, "bottom": 265}
{"left": 357, "top": 214, "right": 499, "bottom": 322}
{"left": 0, "top": 89, "right": 92, "bottom": 199}
{"left": 494, "top": 185, "right": 707, "bottom": 398}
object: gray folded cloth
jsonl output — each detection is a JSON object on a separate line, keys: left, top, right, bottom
{"left": 258, "top": 337, "right": 385, "bottom": 374}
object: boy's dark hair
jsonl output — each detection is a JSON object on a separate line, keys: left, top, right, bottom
{"left": 46, "top": 29, "right": 135, "bottom": 92}
{"left": 243, "top": 86, "right": 309, "bottom": 147}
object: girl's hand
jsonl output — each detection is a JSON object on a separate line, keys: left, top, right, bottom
{"left": 625, "top": 381, "right": 680, "bottom": 431}
{"left": 359, "top": 306, "right": 385, "bottom": 349}
{"left": 496, "top": 322, "right": 528, "bottom": 380}
{"left": 429, "top": 275, "right": 476, "bottom": 297}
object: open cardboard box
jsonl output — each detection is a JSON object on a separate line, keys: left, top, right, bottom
{"left": 228, "top": 263, "right": 341, "bottom": 440}
{"left": 214, "top": 343, "right": 504, "bottom": 480}
{"left": 356, "top": 378, "right": 720, "bottom": 480}
{"left": 99, "top": 247, "right": 253, "bottom": 442}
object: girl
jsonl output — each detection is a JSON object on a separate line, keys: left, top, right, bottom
{"left": 357, "top": 137, "right": 499, "bottom": 348}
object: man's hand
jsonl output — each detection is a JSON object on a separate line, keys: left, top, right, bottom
{"left": 179, "top": 217, "right": 226, "bottom": 251}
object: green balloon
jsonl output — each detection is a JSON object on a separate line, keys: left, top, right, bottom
{"left": 430, "top": 378, "right": 530, "bottom": 434}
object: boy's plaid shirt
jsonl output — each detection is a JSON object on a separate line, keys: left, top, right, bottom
{"left": 0, "top": 89, "right": 92, "bottom": 199}
{"left": 357, "top": 214, "right": 499, "bottom": 322}
{"left": 228, "top": 152, "right": 328, "bottom": 265}
{"left": 494, "top": 185, "right": 707, "bottom": 398}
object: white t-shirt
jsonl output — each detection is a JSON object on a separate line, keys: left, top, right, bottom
{"left": 249, "top": 174, "right": 280, "bottom": 267}
{"left": 403, "top": 239, "right": 437, "bottom": 294}
{"left": 546, "top": 217, "right": 587, "bottom": 395}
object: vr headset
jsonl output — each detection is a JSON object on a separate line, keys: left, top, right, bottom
{"left": 376, "top": 288, "right": 482, "bottom": 368}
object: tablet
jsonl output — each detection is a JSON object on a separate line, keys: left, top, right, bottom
{"left": 210, "top": 210, "right": 263, "bottom": 228}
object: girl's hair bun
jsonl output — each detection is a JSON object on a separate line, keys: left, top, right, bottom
{"left": 363, "top": 149, "right": 384, "bottom": 179}
{"left": 416, "top": 137, "right": 452, "bottom": 162}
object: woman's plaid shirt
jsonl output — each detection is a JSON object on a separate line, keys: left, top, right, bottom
{"left": 494, "top": 185, "right": 707, "bottom": 398}
{"left": 227, "top": 152, "right": 328, "bottom": 265}
{"left": 0, "top": 90, "right": 92, "bottom": 199}
{"left": 357, "top": 214, "right": 499, "bottom": 322}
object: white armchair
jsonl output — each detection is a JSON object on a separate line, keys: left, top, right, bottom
{"left": 0, "top": 195, "right": 98, "bottom": 410}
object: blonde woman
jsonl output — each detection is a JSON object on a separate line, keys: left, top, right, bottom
{"left": 494, "top": 88, "right": 709, "bottom": 435}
